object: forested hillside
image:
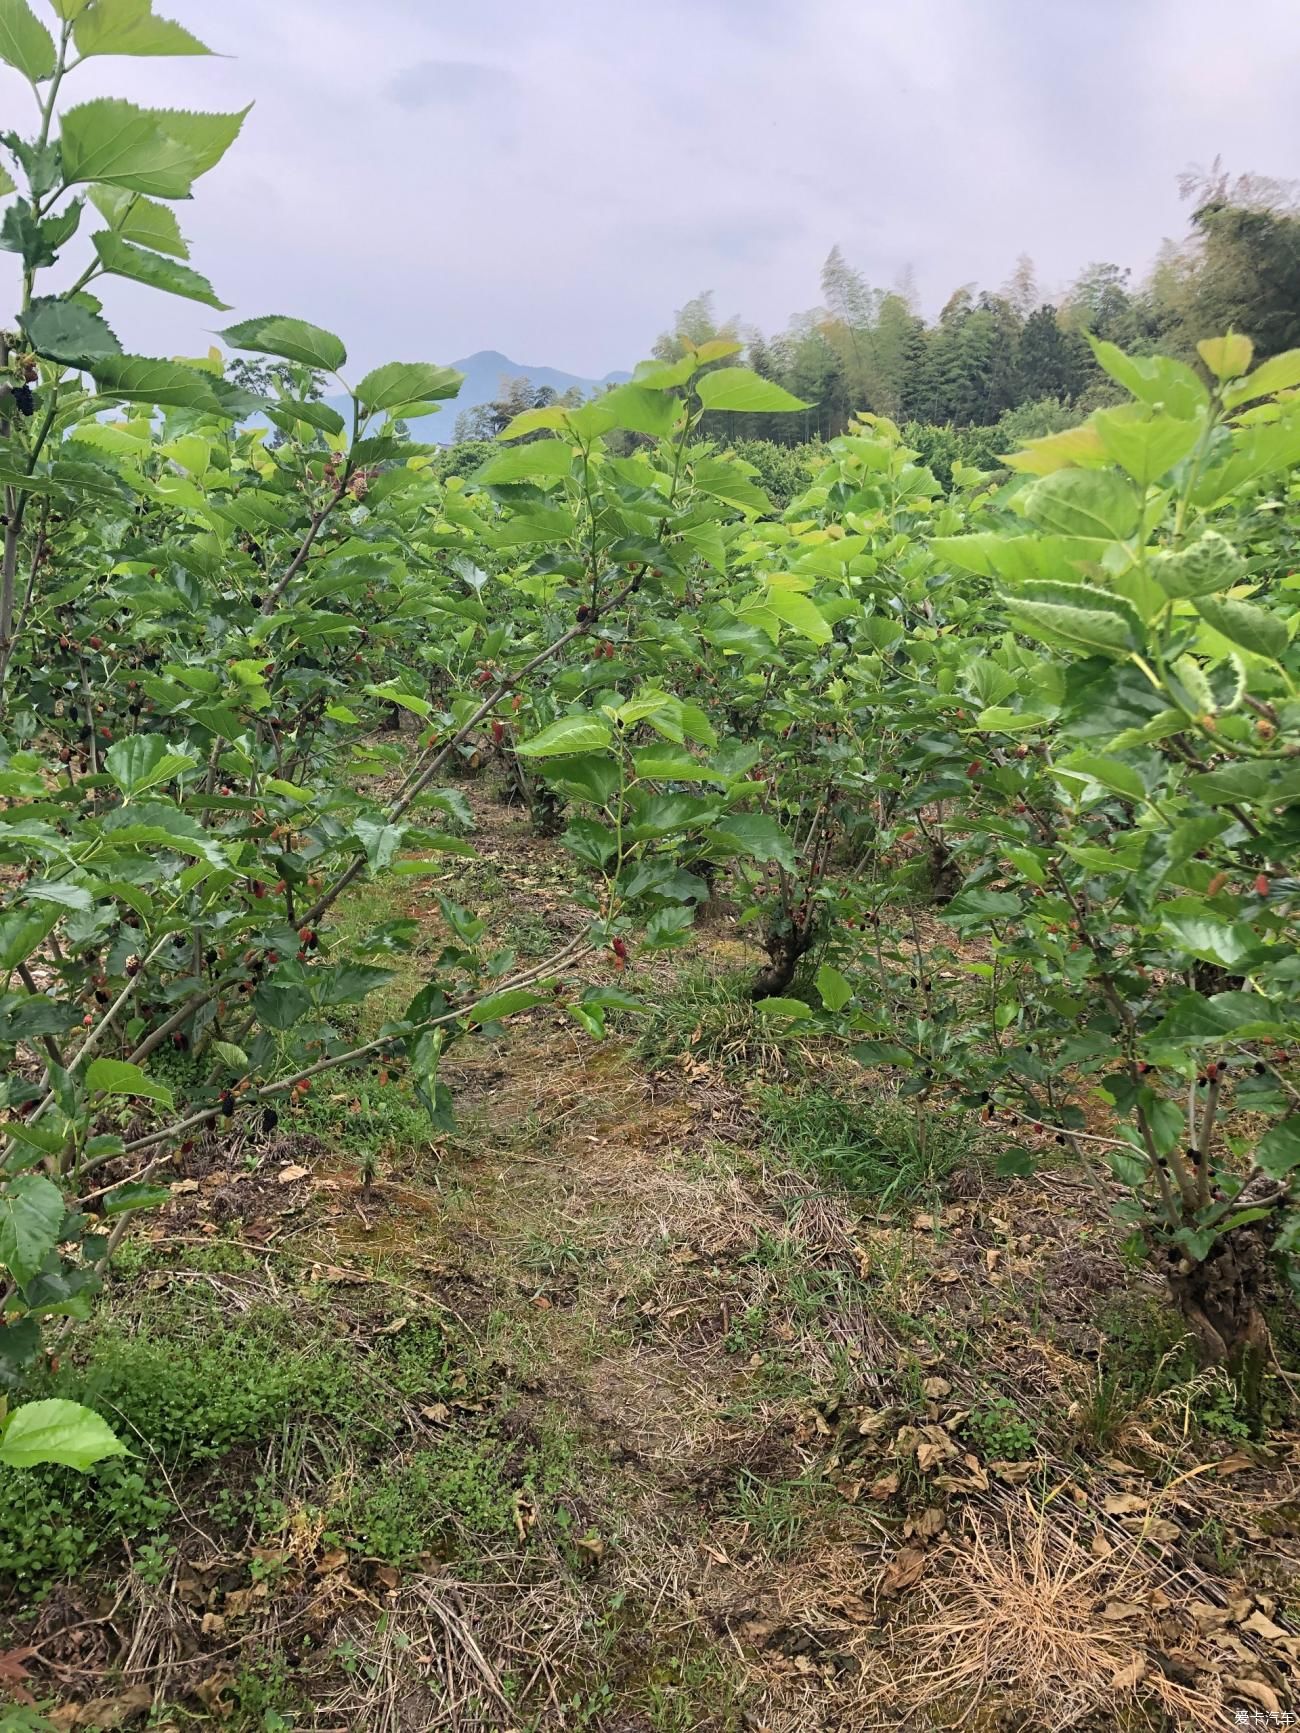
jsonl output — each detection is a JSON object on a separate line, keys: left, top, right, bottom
{"left": 458, "top": 167, "right": 1300, "bottom": 461}
{"left": 2, "top": 5, "right": 1300, "bottom": 1732}
{"left": 656, "top": 168, "right": 1300, "bottom": 441}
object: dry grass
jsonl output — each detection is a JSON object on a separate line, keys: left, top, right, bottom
{"left": 876, "top": 1501, "right": 1224, "bottom": 1730}
{"left": 19, "top": 784, "right": 1300, "bottom": 1733}
{"left": 315, "top": 1572, "right": 521, "bottom": 1733}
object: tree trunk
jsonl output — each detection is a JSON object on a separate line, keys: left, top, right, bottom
{"left": 504, "top": 748, "right": 564, "bottom": 835}
{"left": 748, "top": 919, "right": 817, "bottom": 1000}
{"left": 927, "top": 837, "right": 962, "bottom": 902}
{"left": 1163, "top": 1216, "right": 1273, "bottom": 1413}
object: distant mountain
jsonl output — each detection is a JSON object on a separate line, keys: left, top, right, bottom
{"left": 444, "top": 349, "right": 633, "bottom": 423}
{"left": 326, "top": 349, "right": 632, "bottom": 442}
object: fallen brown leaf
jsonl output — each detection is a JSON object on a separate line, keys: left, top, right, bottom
{"left": 1142, "top": 1517, "right": 1181, "bottom": 1544}
{"left": 856, "top": 1406, "right": 899, "bottom": 1437}
{"left": 1189, "top": 1599, "right": 1228, "bottom": 1635}
{"left": 512, "top": 1488, "right": 537, "bottom": 1543}
{"left": 0, "top": 1644, "right": 37, "bottom": 1703}
{"left": 277, "top": 1164, "right": 309, "bottom": 1184}
{"left": 1228, "top": 1677, "right": 1282, "bottom": 1715}
{"left": 830, "top": 1590, "right": 873, "bottom": 1624}
{"left": 1241, "top": 1608, "right": 1291, "bottom": 1645}
{"left": 989, "top": 1459, "right": 1036, "bottom": 1484}
{"left": 738, "top": 1617, "right": 781, "bottom": 1648}
{"left": 908, "top": 1506, "right": 946, "bottom": 1540}
{"left": 192, "top": 1673, "right": 234, "bottom": 1712}
{"left": 51, "top": 1687, "right": 153, "bottom": 1730}
{"left": 1111, "top": 1652, "right": 1146, "bottom": 1690}
{"left": 932, "top": 1447, "right": 990, "bottom": 1492}
{"left": 933, "top": 1465, "right": 990, "bottom": 1493}
{"left": 1103, "top": 1492, "right": 1149, "bottom": 1516}
{"left": 222, "top": 1584, "right": 267, "bottom": 1617}
{"left": 880, "top": 1545, "right": 927, "bottom": 1596}
{"left": 914, "top": 1424, "right": 958, "bottom": 1472}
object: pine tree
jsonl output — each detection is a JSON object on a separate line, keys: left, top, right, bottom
{"left": 1019, "top": 305, "right": 1088, "bottom": 401}
{"left": 1181, "top": 202, "right": 1300, "bottom": 358}
{"left": 652, "top": 291, "right": 740, "bottom": 362}
{"left": 1002, "top": 253, "right": 1039, "bottom": 318}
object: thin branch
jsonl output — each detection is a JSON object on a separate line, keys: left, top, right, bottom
{"left": 300, "top": 580, "right": 637, "bottom": 931}
{"left": 258, "top": 496, "right": 337, "bottom": 615}
{"left": 17, "top": 960, "right": 64, "bottom": 1072}
{"left": 1195, "top": 1070, "right": 1222, "bottom": 1210}
{"left": 112, "top": 937, "right": 593, "bottom": 1160}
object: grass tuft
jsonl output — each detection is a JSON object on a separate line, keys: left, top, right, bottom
{"left": 0, "top": 1299, "right": 365, "bottom": 1604}
{"left": 635, "top": 968, "right": 804, "bottom": 1077}
{"left": 878, "top": 1507, "right": 1219, "bottom": 1727}
{"left": 756, "top": 1083, "right": 976, "bottom": 1205}
{"left": 327, "top": 1437, "right": 516, "bottom": 1565}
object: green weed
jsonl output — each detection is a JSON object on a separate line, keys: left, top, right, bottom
{"left": 723, "top": 1467, "right": 841, "bottom": 1556}
{"left": 502, "top": 907, "right": 557, "bottom": 958}
{"left": 757, "top": 1084, "right": 974, "bottom": 1204}
{"left": 961, "top": 1396, "right": 1037, "bottom": 1461}
{"left": 722, "top": 1304, "right": 766, "bottom": 1356}
{"left": 78, "top": 1307, "right": 360, "bottom": 1463}
{"left": 520, "top": 1232, "right": 598, "bottom": 1275}
{"left": 293, "top": 1072, "right": 433, "bottom": 1160}
{"left": 0, "top": 1453, "right": 172, "bottom": 1604}
{"left": 636, "top": 969, "right": 800, "bottom": 1076}
{"left": 329, "top": 1438, "right": 514, "bottom": 1565}
{"left": 1190, "top": 1516, "right": 1246, "bottom": 1575}
{"left": 373, "top": 1316, "right": 462, "bottom": 1402}
{"left": 1081, "top": 1292, "right": 1200, "bottom": 1443}
{"left": 330, "top": 877, "right": 434, "bottom": 1033}
{"left": 222, "top": 1655, "right": 306, "bottom": 1730}
{"left": 725, "top": 1469, "right": 811, "bottom": 1554}
{"left": 330, "top": 1410, "right": 582, "bottom": 1566}
{"left": 641, "top": 1642, "right": 749, "bottom": 1733}
{"left": 0, "top": 1300, "right": 365, "bottom": 1604}
{"left": 1196, "top": 1381, "right": 1253, "bottom": 1442}
{"left": 1071, "top": 1367, "right": 1141, "bottom": 1453}
{"left": 744, "top": 1231, "right": 869, "bottom": 1322}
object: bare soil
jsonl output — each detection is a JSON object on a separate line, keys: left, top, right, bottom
{"left": 8, "top": 780, "right": 1300, "bottom": 1732}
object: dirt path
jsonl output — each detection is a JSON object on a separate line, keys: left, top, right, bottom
{"left": 12, "top": 782, "right": 1300, "bottom": 1732}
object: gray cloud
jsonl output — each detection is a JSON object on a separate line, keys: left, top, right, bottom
{"left": 1, "top": 0, "right": 1296, "bottom": 380}
{"left": 387, "top": 58, "right": 512, "bottom": 110}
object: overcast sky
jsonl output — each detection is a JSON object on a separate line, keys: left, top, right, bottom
{"left": 3, "top": 0, "right": 1298, "bottom": 380}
